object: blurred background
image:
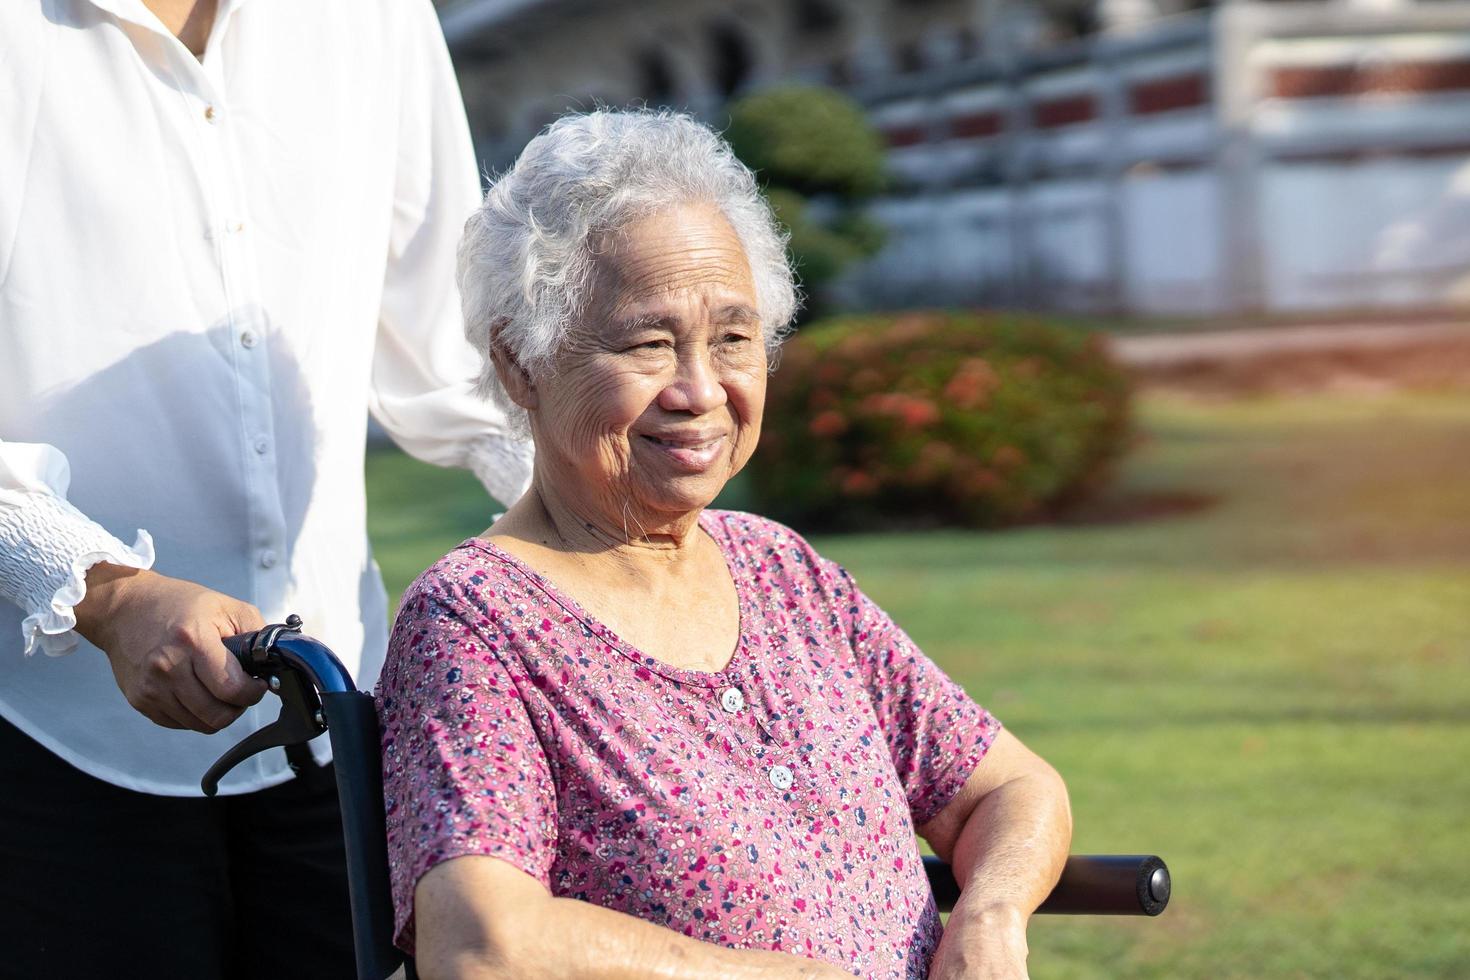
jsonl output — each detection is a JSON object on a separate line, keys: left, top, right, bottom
{"left": 365, "top": 1, "right": 1470, "bottom": 976}
{"left": 440, "top": 0, "right": 1470, "bottom": 317}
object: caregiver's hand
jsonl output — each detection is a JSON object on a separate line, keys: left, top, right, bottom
{"left": 74, "top": 563, "right": 267, "bottom": 733}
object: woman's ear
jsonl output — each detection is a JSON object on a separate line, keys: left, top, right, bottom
{"left": 489, "top": 319, "right": 538, "bottom": 411}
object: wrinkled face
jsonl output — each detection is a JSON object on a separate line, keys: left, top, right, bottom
{"left": 529, "top": 202, "right": 767, "bottom": 527}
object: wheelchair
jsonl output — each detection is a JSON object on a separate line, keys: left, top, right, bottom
{"left": 206, "top": 617, "right": 1171, "bottom": 980}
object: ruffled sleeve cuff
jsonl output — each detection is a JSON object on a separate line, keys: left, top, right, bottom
{"left": 465, "top": 434, "right": 534, "bottom": 510}
{"left": 0, "top": 491, "right": 155, "bottom": 657}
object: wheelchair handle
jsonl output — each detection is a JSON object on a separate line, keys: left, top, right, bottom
{"left": 223, "top": 615, "right": 357, "bottom": 693}
{"left": 202, "top": 617, "right": 358, "bottom": 796}
{"left": 212, "top": 618, "right": 403, "bottom": 978}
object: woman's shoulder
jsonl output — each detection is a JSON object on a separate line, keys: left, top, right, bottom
{"left": 702, "top": 508, "right": 809, "bottom": 554}
{"left": 394, "top": 537, "right": 545, "bottom": 621}
{"left": 701, "top": 509, "right": 836, "bottom": 586}
{"left": 383, "top": 539, "right": 560, "bottom": 692}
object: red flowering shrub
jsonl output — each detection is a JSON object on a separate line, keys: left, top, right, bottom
{"left": 750, "top": 311, "right": 1132, "bottom": 528}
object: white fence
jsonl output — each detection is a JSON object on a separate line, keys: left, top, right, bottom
{"left": 847, "top": 2, "right": 1470, "bottom": 318}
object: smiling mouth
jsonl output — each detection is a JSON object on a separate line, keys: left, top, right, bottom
{"left": 639, "top": 432, "right": 728, "bottom": 470}
{"left": 642, "top": 433, "right": 724, "bottom": 450}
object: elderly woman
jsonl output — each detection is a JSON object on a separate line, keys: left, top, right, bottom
{"left": 377, "top": 110, "right": 1071, "bottom": 980}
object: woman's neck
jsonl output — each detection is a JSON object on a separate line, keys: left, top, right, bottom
{"left": 515, "top": 482, "right": 706, "bottom": 573}
{"left": 488, "top": 484, "right": 738, "bottom": 675}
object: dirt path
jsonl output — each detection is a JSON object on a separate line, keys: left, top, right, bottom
{"left": 1112, "top": 321, "right": 1470, "bottom": 366}
{"left": 1109, "top": 320, "right": 1470, "bottom": 394}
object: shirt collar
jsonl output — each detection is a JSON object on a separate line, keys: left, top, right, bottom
{"left": 79, "top": 0, "right": 254, "bottom": 39}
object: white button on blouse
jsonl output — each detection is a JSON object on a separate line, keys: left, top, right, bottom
{"left": 720, "top": 687, "right": 745, "bottom": 713}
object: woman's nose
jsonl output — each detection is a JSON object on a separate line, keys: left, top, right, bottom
{"left": 659, "top": 345, "right": 727, "bottom": 415}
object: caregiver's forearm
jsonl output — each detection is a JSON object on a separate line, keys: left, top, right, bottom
{"left": 415, "top": 866, "right": 850, "bottom": 980}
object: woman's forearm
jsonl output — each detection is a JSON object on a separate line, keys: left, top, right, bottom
{"left": 414, "top": 858, "right": 850, "bottom": 980}
{"left": 928, "top": 765, "right": 1072, "bottom": 979}
{"left": 434, "top": 898, "right": 849, "bottom": 979}
{"left": 948, "top": 765, "right": 1072, "bottom": 918}
{"left": 497, "top": 895, "right": 844, "bottom": 979}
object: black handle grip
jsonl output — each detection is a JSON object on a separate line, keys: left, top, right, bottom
{"left": 222, "top": 631, "right": 266, "bottom": 680}
{"left": 222, "top": 617, "right": 303, "bottom": 678}
{"left": 925, "top": 854, "right": 1170, "bottom": 916}
{"left": 222, "top": 632, "right": 252, "bottom": 661}
{"left": 1038, "top": 854, "right": 1170, "bottom": 915}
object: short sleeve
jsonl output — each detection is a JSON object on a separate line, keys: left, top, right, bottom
{"left": 377, "top": 585, "right": 558, "bottom": 954}
{"left": 829, "top": 561, "right": 1002, "bottom": 828}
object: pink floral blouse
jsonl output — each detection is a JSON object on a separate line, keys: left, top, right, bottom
{"left": 378, "top": 510, "right": 1001, "bottom": 978}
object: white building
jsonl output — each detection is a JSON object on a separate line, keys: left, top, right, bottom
{"left": 437, "top": 0, "right": 1470, "bottom": 317}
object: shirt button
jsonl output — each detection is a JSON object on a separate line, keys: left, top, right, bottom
{"left": 253, "top": 438, "right": 269, "bottom": 455}
{"left": 720, "top": 687, "right": 745, "bottom": 713}
{"left": 259, "top": 550, "right": 277, "bottom": 569}
{"left": 204, "top": 104, "right": 218, "bottom": 123}
{"left": 240, "top": 330, "right": 257, "bottom": 349}
{"left": 769, "top": 765, "right": 794, "bottom": 791}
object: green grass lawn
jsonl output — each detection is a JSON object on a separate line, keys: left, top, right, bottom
{"left": 366, "top": 390, "right": 1470, "bottom": 979}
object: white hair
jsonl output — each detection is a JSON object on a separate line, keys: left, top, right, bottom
{"left": 457, "top": 109, "right": 800, "bottom": 430}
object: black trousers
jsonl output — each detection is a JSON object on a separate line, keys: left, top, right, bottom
{"left": 0, "top": 716, "right": 354, "bottom": 980}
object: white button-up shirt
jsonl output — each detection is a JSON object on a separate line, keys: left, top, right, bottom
{"left": 0, "top": 0, "right": 531, "bottom": 795}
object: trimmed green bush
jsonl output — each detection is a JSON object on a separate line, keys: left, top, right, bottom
{"left": 750, "top": 311, "right": 1133, "bottom": 528}
{"left": 724, "top": 87, "right": 887, "bottom": 199}
{"left": 724, "top": 86, "right": 886, "bottom": 308}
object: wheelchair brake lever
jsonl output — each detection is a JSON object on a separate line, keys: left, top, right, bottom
{"left": 201, "top": 616, "right": 327, "bottom": 796}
